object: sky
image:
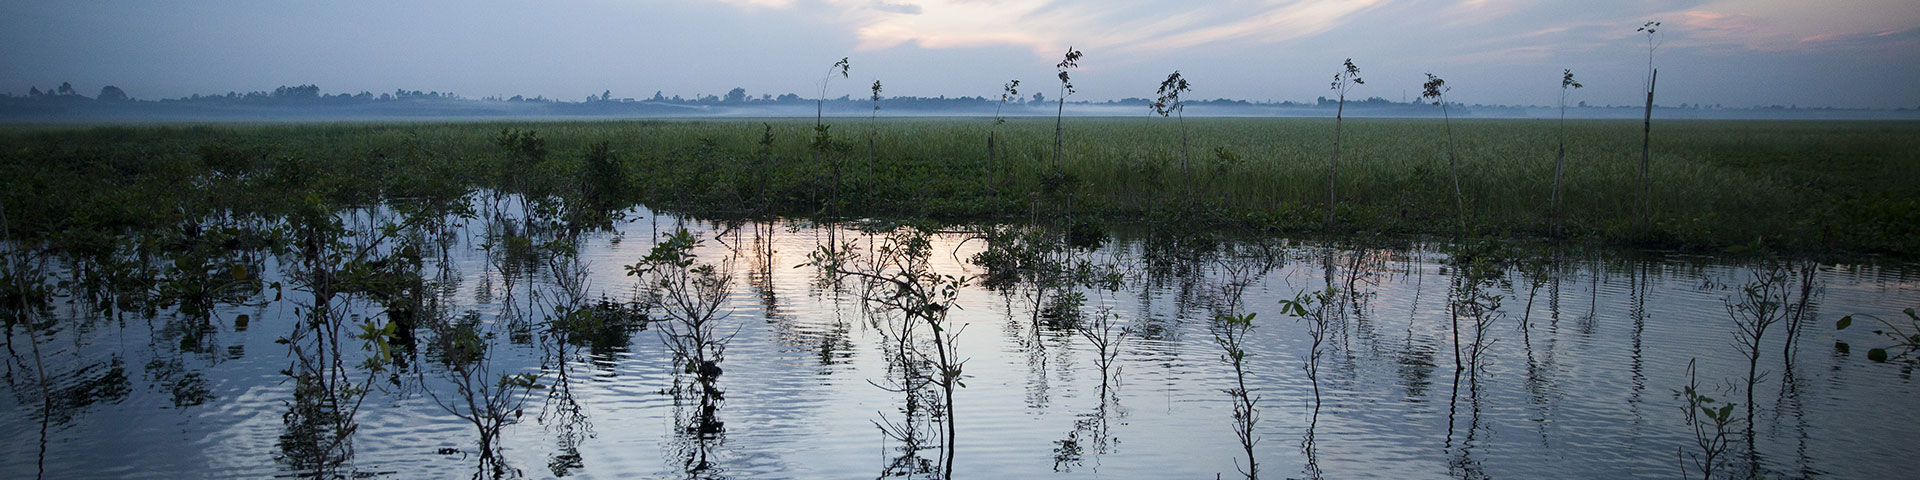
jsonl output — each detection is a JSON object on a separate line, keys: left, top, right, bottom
{"left": 2, "top": 0, "right": 1916, "bottom": 109}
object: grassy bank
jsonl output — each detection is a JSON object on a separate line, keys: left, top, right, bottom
{"left": 2, "top": 118, "right": 1915, "bottom": 258}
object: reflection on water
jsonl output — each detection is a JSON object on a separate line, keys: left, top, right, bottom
{"left": 2, "top": 202, "right": 1918, "bottom": 479}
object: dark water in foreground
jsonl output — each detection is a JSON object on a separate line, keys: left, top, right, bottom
{"left": 2, "top": 208, "right": 1915, "bottom": 479}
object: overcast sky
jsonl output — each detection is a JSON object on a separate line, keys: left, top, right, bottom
{"left": 3, "top": 0, "right": 1916, "bottom": 108}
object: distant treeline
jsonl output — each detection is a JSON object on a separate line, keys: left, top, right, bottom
{"left": 5, "top": 82, "right": 1917, "bottom": 122}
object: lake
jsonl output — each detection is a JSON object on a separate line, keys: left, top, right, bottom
{"left": 2, "top": 204, "right": 1914, "bottom": 479}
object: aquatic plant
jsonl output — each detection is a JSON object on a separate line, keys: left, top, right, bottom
{"left": 1836, "top": 307, "right": 1920, "bottom": 363}
{"left": 1280, "top": 287, "right": 1337, "bottom": 450}
{"left": 1675, "top": 359, "right": 1737, "bottom": 480}
{"left": 1213, "top": 311, "right": 1260, "bottom": 479}
{"left": 812, "top": 227, "right": 968, "bottom": 479}
{"left": 1074, "top": 307, "right": 1130, "bottom": 391}
{"left": 627, "top": 229, "right": 734, "bottom": 400}
{"left": 424, "top": 315, "right": 542, "bottom": 477}
{"left": 1726, "top": 262, "right": 1791, "bottom": 474}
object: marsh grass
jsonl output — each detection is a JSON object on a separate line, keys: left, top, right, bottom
{"left": 3, "top": 118, "right": 1916, "bottom": 258}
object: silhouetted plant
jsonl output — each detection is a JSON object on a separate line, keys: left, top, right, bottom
{"left": 1836, "top": 307, "right": 1920, "bottom": 363}
{"left": 1727, "top": 263, "right": 1788, "bottom": 474}
{"left": 1551, "top": 69, "right": 1583, "bottom": 233}
{"left": 1420, "top": 73, "right": 1467, "bottom": 231}
{"left": 1053, "top": 47, "right": 1084, "bottom": 167}
{"left": 811, "top": 227, "right": 968, "bottom": 479}
{"left": 818, "top": 57, "right": 850, "bottom": 127}
{"left": 869, "top": 79, "right": 883, "bottom": 172}
{"left": 1074, "top": 307, "right": 1130, "bottom": 392}
{"left": 1325, "top": 59, "right": 1364, "bottom": 231}
{"left": 627, "top": 229, "right": 734, "bottom": 401}
{"left": 1280, "top": 287, "right": 1337, "bottom": 449}
{"left": 424, "top": 315, "right": 542, "bottom": 477}
{"left": 816, "top": 57, "right": 852, "bottom": 217}
{"left": 988, "top": 79, "right": 1020, "bottom": 192}
{"left": 1675, "top": 359, "right": 1738, "bottom": 480}
{"left": 1213, "top": 311, "right": 1260, "bottom": 479}
{"left": 1150, "top": 70, "right": 1193, "bottom": 192}
{"left": 1635, "top": 21, "right": 1663, "bottom": 219}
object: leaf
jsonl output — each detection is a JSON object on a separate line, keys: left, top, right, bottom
{"left": 1836, "top": 315, "right": 1853, "bottom": 330}
{"left": 1835, "top": 341, "right": 1850, "bottom": 354}
{"left": 1868, "top": 348, "right": 1889, "bottom": 362}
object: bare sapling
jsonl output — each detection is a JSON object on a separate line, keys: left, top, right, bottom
{"left": 1326, "top": 59, "right": 1364, "bottom": 231}
{"left": 1074, "top": 307, "right": 1130, "bottom": 393}
{"left": 1727, "top": 263, "right": 1788, "bottom": 475}
{"left": 1053, "top": 47, "right": 1084, "bottom": 167}
{"left": 989, "top": 79, "right": 1020, "bottom": 193}
{"left": 1150, "top": 70, "right": 1192, "bottom": 194}
{"left": 1420, "top": 73, "right": 1467, "bottom": 232}
{"left": 1551, "top": 69, "right": 1583, "bottom": 235}
{"left": 1636, "top": 22, "right": 1662, "bottom": 220}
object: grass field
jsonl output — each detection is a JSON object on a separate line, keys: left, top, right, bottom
{"left": 3, "top": 117, "right": 1915, "bottom": 258}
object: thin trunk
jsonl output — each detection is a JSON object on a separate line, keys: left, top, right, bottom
{"left": 1552, "top": 106, "right": 1567, "bottom": 236}
{"left": 1442, "top": 102, "right": 1466, "bottom": 233}
{"left": 1639, "top": 69, "right": 1657, "bottom": 219}
{"left": 1179, "top": 110, "right": 1190, "bottom": 197}
{"left": 986, "top": 132, "right": 998, "bottom": 196}
{"left": 1327, "top": 96, "right": 1345, "bottom": 232}
{"left": 1054, "top": 90, "right": 1067, "bottom": 167}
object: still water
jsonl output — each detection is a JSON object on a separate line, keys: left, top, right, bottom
{"left": 2, "top": 207, "right": 1914, "bottom": 479}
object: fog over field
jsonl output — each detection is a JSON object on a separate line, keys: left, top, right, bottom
{"left": 3, "top": 0, "right": 1917, "bottom": 117}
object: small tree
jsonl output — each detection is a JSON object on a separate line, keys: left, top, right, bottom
{"left": 1212, "top": 312, "right": 1260, "bottom": 479}
{"left": 1636, "top": 21, "right": 1662, "bottom": 220}
{"left": 1150, "top": 71, "right": 1192, "bottom": 193}
{"left": 1052, "top": 47, "right": 1084, "bottom": 167}
{"left": 869, "top": 79, "right": 883, "bottom": 171}
{"left": 818, "top": 57, "right": 851, "bottom": 127}
{"left": 1325, "top": 59, "right": 1363, "bottom": 231}
{"left": 96, "top": 85, "right": 129, "bottom": 102}
{"left": 816, "top": 57, "right": 852, "bottom": 217}
{"left": 1420, "top": 73, "right": 1467, "bottom": 231}
{"left": 1551, "top": 69, "right": 1583, "bottom": 234}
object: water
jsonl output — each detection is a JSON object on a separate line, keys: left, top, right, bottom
{"left": 2, "top": 207, "right": 1915, "bottom": 479}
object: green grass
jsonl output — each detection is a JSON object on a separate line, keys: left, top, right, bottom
{"left": 3, "top": 118, "right": 1916, "bottom": 258}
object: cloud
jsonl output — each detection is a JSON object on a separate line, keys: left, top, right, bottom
{"left": 704, "top": 0, "right": 1391, "bottom": 60}
{"left": 871, "top": 2, "right": 922, "bottom": 15}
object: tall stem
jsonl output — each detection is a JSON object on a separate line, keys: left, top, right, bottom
{"left": 1327, "top": 94, "right": 1344, "bottom": 232}
{"left": 1639, "top": 69, "right": 1657, "bottom": 220}
{"left": 1442, "top": 101, "right": 1465, "bottom": 233}
{"left": 1054, "top": 87, "right": 1066, "bottom": 167}
{"left": 1552, "top": 93, "right": 1568, "bottom": 235}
